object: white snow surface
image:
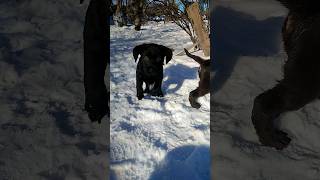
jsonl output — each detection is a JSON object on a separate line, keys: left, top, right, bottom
{"left": 212, "top": 2, "right": 320, "bottom": 180}
{"left": 110, "top": 22, "right": 210, "bottom": 180}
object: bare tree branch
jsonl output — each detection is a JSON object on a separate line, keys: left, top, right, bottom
{"left": 145, "top": 0, "right": 208, "bottom": 44}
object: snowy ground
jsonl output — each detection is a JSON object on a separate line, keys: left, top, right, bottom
{"left": 212, "top": 1, "right": 320, "bottom": 180}
{"left": 110, "top": 22, "right": 210, "bottom": 179}
{"left": 0, "top": 1, "right": 108, "bottom": 179}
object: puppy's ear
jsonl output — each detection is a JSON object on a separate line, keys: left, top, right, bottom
{"left": 160, "top": 46, "right": 173, "bottom": 64}
{"left": 133, "top": 44, "right": 146, "bottom": 62}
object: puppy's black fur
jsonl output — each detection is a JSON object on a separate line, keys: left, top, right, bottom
{"left": 184, "top": 49, "right": 210, "bottom": 109}
{"left": 133, "top": 43, "right": 173, "bottom": 100}
{"left": 252, "top": 0, "right": 320, "bottom": 149}
{"left": 83, "top": 0, "right": 109, "bottom": 123}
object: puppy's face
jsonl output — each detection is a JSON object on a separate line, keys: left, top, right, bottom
{"left": 141, "top": 55, "right": 162, "bottom": 75}
{"left": 133, "top": 43, "right": 173, "bottom": 66}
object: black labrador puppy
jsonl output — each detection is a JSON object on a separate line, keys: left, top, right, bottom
{"left": 82, "top": 0, "right": 109, "bottom": 123}
{"left": 252, "top": 0, "right": 320, "bottom": 150}
{"left": 133, "top": 43, "right": 173, "bottom": 100}
{"left": 184, "top": 49, "right": 210, "bottom": 109}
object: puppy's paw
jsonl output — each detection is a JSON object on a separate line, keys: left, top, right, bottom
{"left": 257, "top": 129, "right": 291, "bottom": 150}
{"left": 137, "top": 94, "right": 144, "bottom": 100}
{"left": 189, "top": 95, "right": 201, "bottom": 109}
{"left": 86, "top": 106, "right": 106, "bottom": 123}
{"left": 144, "top": 89, "right": 150, "bottom": 93}
{"left": 252, "top": 100, "right": 291, "bottom": 150}
{"left": 85, "top": 89, "right": 109, "bottom": 123}
{"left": 190, "top": 101, "right": 201, "bottom": 109}
{"left": 157, "top": 91, "right": 164, "bottom": 97}
{"left": 150, "top": 90, "right": 163, "bottom": 97}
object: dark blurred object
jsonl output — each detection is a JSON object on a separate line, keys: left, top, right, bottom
{"left": 83, "top": 0, "right": 109, "bottom": 123}
{"left": 252, "top": 0, "right": 320, "bottom": 150}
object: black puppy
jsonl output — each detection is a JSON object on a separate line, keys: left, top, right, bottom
{"left": 133, "top": 43, "right": 173, "bottom": 100}
{"left": 252, "top": 0, "right": 320, "bottom": 149}
{"left": 184, "top": 49, "right": 210, "bottom": 109}
{"left": 82, "top": 0, "right": 109, "bottom": 123}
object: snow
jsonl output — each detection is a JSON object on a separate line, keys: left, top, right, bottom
{"left": 212, "top": 2, "right": 320, "bottom": 180}
{"left": 110, "top": 22, "right": 210, "bottom": 179}
{"left": 0, "top": 1, "right": 108, "bottom": 179}
{"left": 5, "top": 0, "right": 317, "bottom": 179}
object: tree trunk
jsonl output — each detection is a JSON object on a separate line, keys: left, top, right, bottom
{"left": 186, "top": 2, "right": 210, "bottom": 56}
{"left": 116, "top": 0, "right": 121, "bottom": 15}
{"left": 115, "top": 0, "right": 124, "bottom": 27}
{"left": 134, "top": 0, "right": 144, "bottom": 31}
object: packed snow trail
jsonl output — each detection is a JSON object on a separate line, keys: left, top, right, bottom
{"left": 110, "top": 22, "right": 210, "bottom": 179}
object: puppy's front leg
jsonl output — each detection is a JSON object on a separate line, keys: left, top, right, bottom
{"left": 252, "top": 86, "right": 291, "bottom": 150}
{"left": 189, "top": 88, "right": 201, "bottom": 109}
{"left": 144, "top": 82, "right": 150, "bottom": 93}
{"left": 151, "top": 78, "right": 163, "bottom": 97}
{"left": 136, "top": 74, "right": 144, "bottom": 100}
{"left": 252, "top": 80, "right": 318, "bottom": 150}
